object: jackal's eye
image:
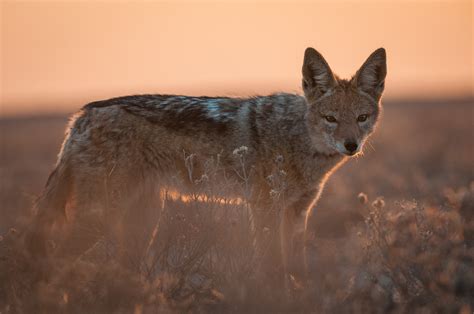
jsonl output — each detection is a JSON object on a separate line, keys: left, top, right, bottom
{"left": 357, "top": 114, "right": 368, "bottom": 122}
{"left": 324, "top": 115, "right": 337, "bottom": 123}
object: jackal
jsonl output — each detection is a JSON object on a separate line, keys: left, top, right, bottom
{"left": 26, "top": 47, "right": 386, "bottom": 281}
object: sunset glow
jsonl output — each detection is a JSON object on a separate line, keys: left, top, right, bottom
{"left": 1, "top": 1, "right": 472, "bottom": 116}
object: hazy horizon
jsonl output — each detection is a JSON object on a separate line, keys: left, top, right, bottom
{"left": 1, "top": 2, "right": 473, "bottom": 312}
{"left": 1, "top": 1, "right": 473, "bottom": 116}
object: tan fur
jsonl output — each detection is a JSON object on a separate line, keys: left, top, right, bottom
{"left": 26, "top": 47, "right": 387, "bottom": 286}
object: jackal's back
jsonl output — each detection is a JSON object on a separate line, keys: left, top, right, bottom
{"left": 59, "top": 93, "right": 309, "bottom": 191}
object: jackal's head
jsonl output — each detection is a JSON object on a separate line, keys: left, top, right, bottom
{"left": 302, "top": 47, "right": 387, "bottom": 156}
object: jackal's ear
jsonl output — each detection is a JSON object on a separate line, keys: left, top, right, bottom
{"left": 353, "top": 48, "right": 387, "bottom": 100}
{"left": 302, "top": 48, "right": 337, "bottom": 99}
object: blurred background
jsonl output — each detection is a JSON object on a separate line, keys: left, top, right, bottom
{"left": 0, "top": 2, "right": 473, "bottom": 312}
{"left": 1, "top": 0, "right": 472, "bottom": 116}
{"left": 0, "top": 0, "right": 473, "bottom": 235}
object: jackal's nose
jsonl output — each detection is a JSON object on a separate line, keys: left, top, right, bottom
{"left": 344, "top": 141, "right": 358, "bottom": 155}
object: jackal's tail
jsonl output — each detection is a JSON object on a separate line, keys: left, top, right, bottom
{"left": 25, "top": 161, "right": 72, "bottom": 257}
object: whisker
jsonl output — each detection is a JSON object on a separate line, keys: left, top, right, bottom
{"left": 367, "top": 140, "right": 376, "bottom": 153}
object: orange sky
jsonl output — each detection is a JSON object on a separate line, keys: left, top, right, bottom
{"left": 1, "top": 0, "right": 473, "bottom": 116}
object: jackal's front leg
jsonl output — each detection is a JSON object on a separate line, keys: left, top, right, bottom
{"left": 280, "top": 208, "right": 294, "bottom": 284}
{"left": 280, "top": 192, "right": 317, "bottom": 291}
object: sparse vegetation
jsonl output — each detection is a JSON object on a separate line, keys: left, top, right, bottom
{"left": 1, "top": 101, "right": 473, "bottom": 313}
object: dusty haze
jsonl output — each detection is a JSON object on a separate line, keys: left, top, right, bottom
{"left": 1, "top": 2, "right": 473, "bottom": 312}
{"left": 1, "top": 0, "right": 473, "bottom": 116}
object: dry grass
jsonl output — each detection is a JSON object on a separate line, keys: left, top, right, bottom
{"left": 0, "top": 100, "right": 473, "bottom": 313}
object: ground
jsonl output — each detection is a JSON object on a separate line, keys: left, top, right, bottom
{"left": 0, "top": 99, "right": 472, "bottom": 313}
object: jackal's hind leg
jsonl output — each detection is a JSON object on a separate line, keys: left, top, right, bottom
{"left": 53, "top": 180, "right": 110, "bottom": 261}
{"left": 25, "top": 163, "right": 72, "bottom": 259}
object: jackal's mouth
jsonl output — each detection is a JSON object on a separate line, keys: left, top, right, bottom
{"left": 334, "top": 142, "right": 360, "bottom": 157}
{"left": 344, "top": 151, "right": 358, "bottom": 156}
